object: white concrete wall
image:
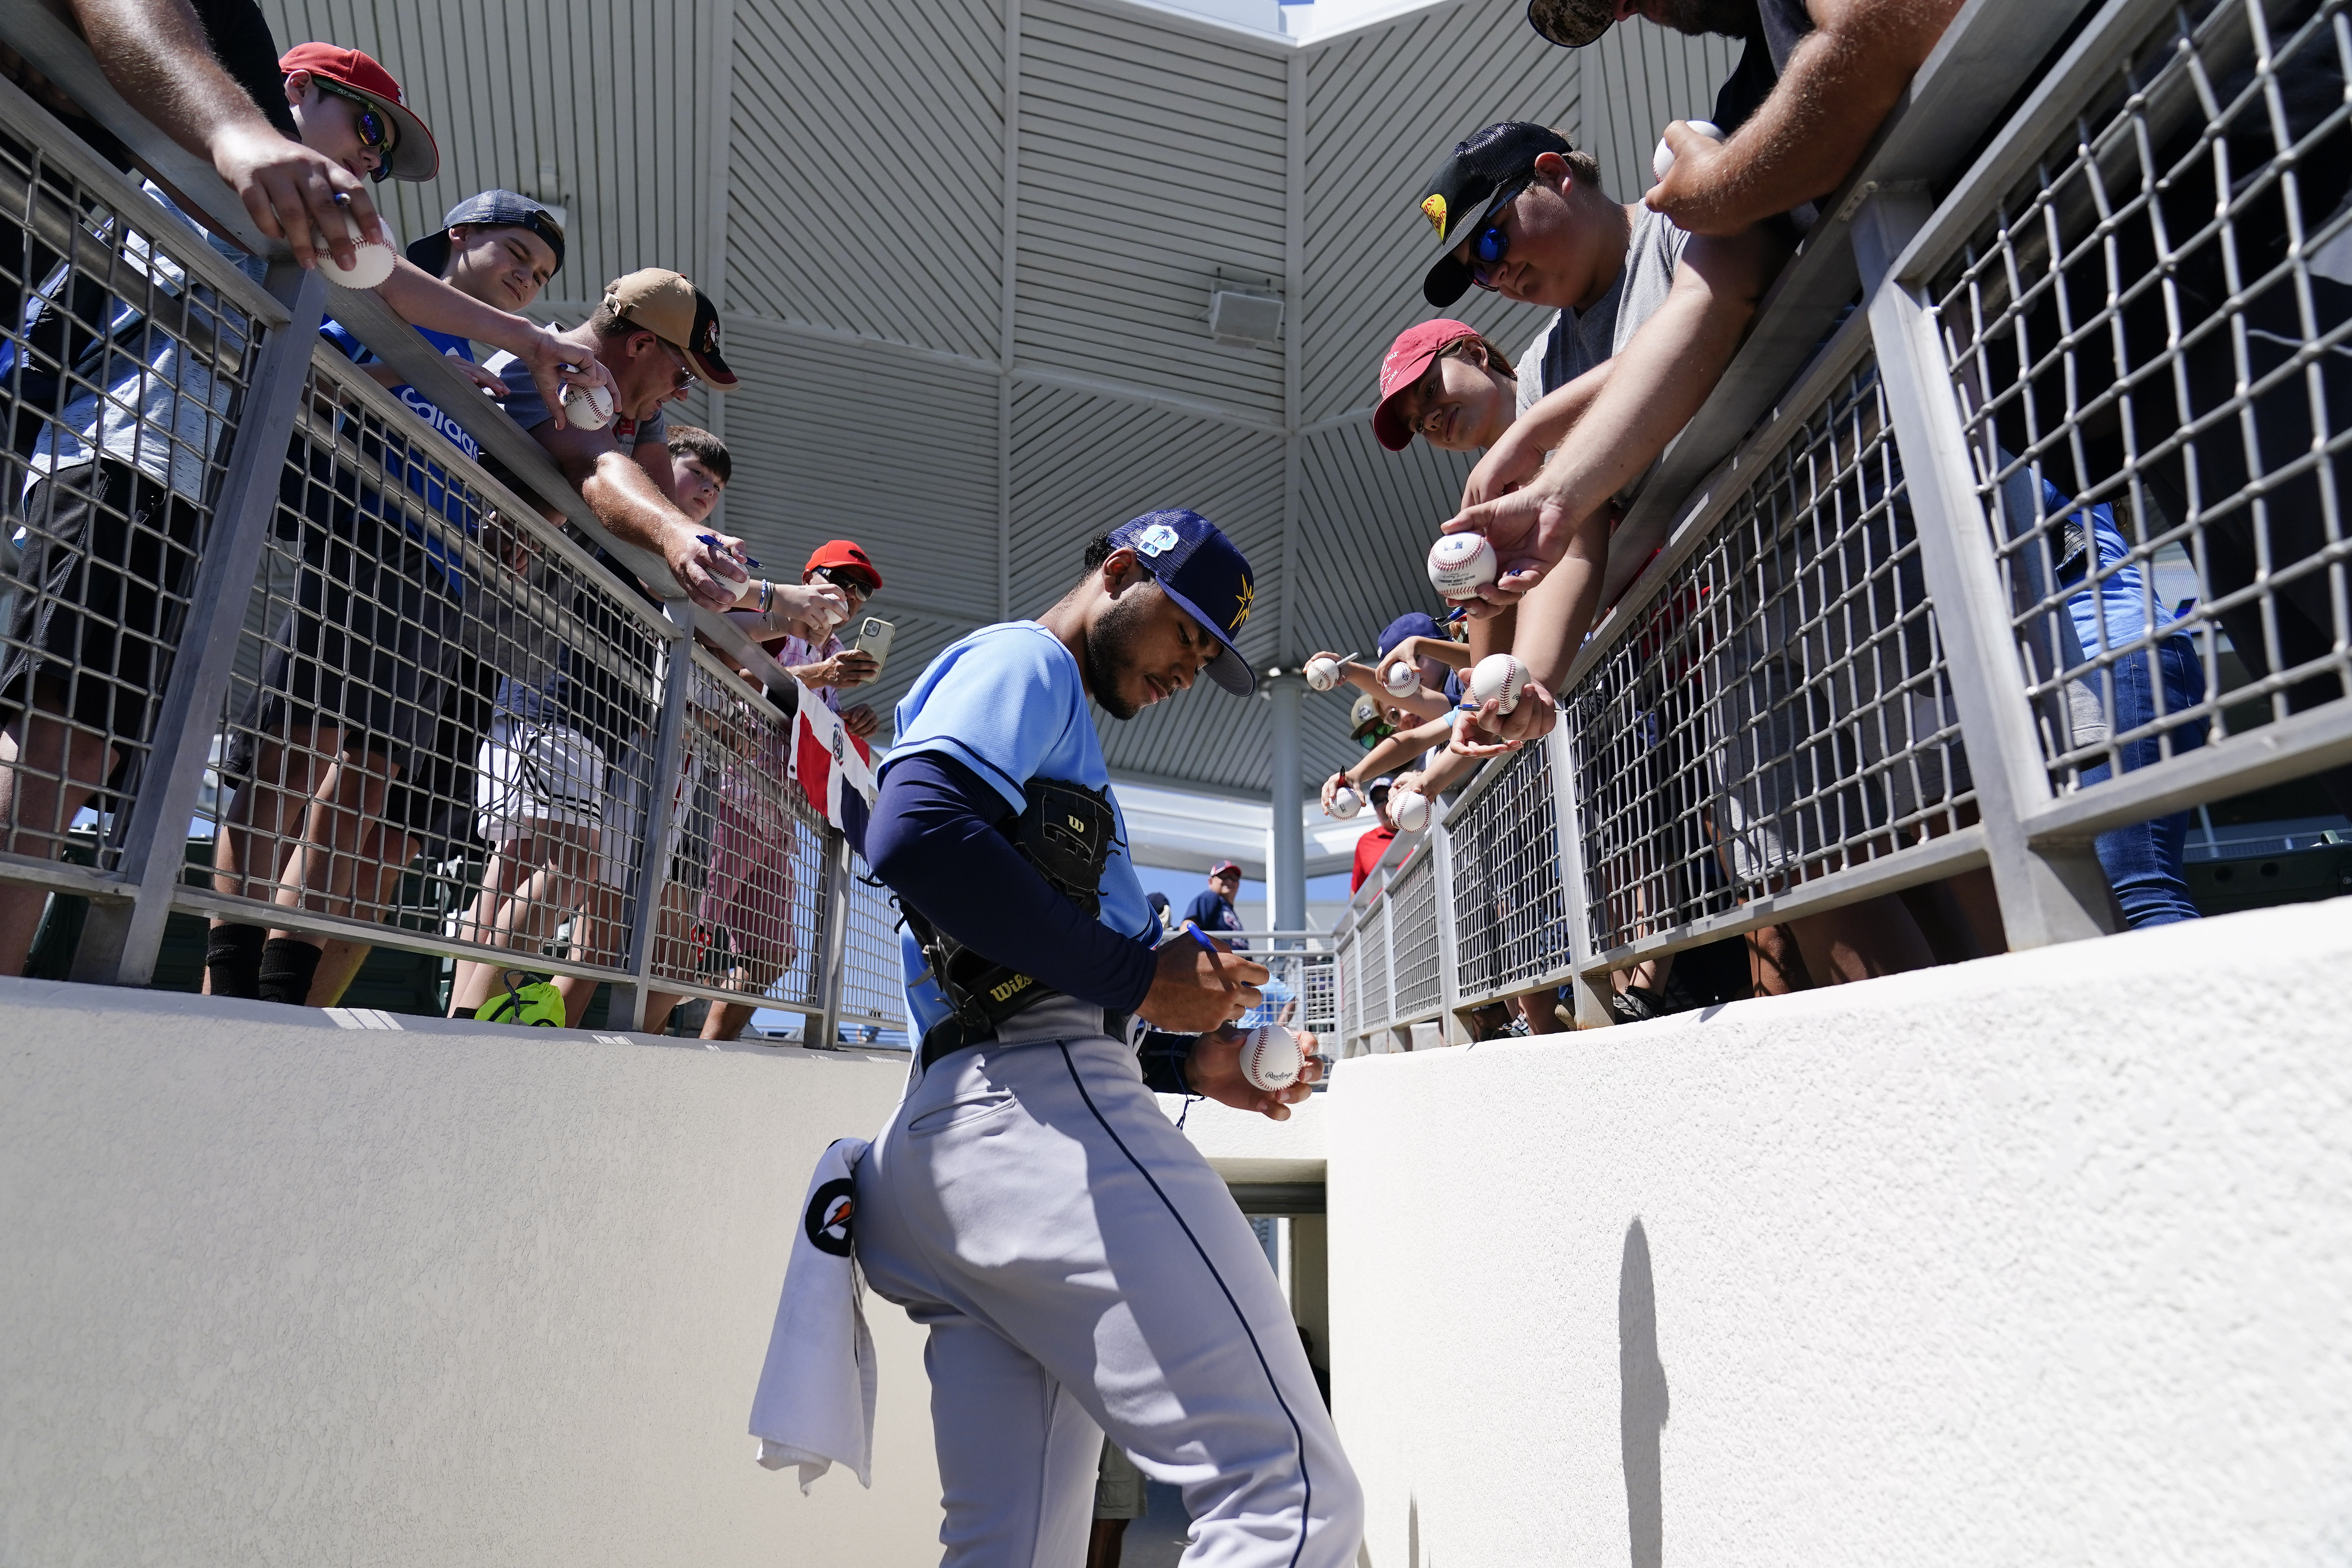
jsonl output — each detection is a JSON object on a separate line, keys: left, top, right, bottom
{"left": 1323, "top": 899, "right": 2352, "bottom": 1567}
{"left": 0, "top": 981, "right": 942, "bottom": 1566}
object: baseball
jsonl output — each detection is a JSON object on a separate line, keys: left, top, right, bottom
{"left": 1328, "top": 783, "right": 1361, "bottom": 819}
{"left": 1379, "top": 657, "right": 1420, "bottom": 697}
{"left": 1468, "top": 653, "right": 1530, "bottom": 715}
{"left": 1428, "top": 532, "right": 1497, "bottom": 598}
{"left": 1304, "top": 656, "right": 1343, "bottom": 691}
{"left": 560, "top": 377, "right": 617, "bottom": 431}
{"left": 1239, "top": 1023, "right": 1304, "bottom": 1093}
{"left": 1651, "top": 118, "right": 1724, "bottom": 182}
{"left": 311, "top": 209, "right": 397, "bottom": 290}
{"left": 1391, "top": 784, "right": 1429, "bottom": 833}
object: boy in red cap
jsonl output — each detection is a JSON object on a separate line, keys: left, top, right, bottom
{"left": 746, "top": 540, "right": 888, "bottom": 740}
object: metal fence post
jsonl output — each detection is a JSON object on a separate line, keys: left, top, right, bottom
{"left": 1858, "top": 195, "right": 2116, "bottom": 948}
{"left": 1430, "top": 802, "right": 1462, "bottom": 1043}
{"left": 813, "top": 828, "right": 852, "bottom": 1049}
{"left": 1544, "top": 710, "right": 1614, "bottom": 1027}
{"left": 613, "top": 608, "right": 699, "bottom": 1030}
{"left": 72, "top": 264, "right": 327, "bottom": 986}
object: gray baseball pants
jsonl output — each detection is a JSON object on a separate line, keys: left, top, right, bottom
{"left": 854, "top": 1023, "right": 1362, "bottom": 1567}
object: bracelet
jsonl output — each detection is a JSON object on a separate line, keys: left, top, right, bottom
{"left": 757, "top": 578, "right": 773, "bottom": 616}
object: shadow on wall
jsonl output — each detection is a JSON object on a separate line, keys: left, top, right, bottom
{"left": 1621, "top": 1218, "right": 1670, "bottom": 1568}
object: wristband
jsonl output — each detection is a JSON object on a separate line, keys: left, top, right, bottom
{"left": 757, "top": 578, "right": 773, "bottom": 615}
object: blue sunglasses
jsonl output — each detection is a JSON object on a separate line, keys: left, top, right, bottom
{"left": 1467, "top": 176, "right": 1537, "bottom": 289}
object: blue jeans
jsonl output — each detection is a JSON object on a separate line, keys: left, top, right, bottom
{"left": 2079, "top": 633, "right": 2209, "bottom": 926}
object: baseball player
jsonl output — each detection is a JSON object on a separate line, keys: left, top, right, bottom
{"left": 857, "top": 509, "right": 1362, "bottom": 1565}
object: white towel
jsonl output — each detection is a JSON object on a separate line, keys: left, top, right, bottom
{"left": 749, "top": 1136, "right": 877, "bottom": 1491}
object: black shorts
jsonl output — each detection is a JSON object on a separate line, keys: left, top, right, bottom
{"left": 380, "top": 648, "right": 499, "bottom": 852}
{"left": 1, "top": 458, "right": 207, "bottom": 744}
{"left": 222, "top": 500, "right": 463, "bottom": 781}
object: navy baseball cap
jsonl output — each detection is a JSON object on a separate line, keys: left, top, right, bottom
{"left": 1416, "top": 122, "right": 1575, "bottom": 307}
{"left": 1378, "top": 612, "right": 1441, "bottom": 657}
{"left": 406, "top": 190, "right": 567, "bottom": 278}
{"left": 1105, "top": 508, "right": 1258, "bottom": 696}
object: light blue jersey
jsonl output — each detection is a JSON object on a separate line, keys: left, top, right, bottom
{"left": 887, "top": 621, "right": 1153, "bottom": 1038}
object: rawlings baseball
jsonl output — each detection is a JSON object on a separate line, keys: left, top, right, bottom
{"left": 1428, "top": 532, "right": 1498, "bottom": 598}
{"left": 1304, "top": 655, "right": 1343, "bottom": 691}
{"left": 1468, "top": 653, "right": 1530, "bottom": 715}
{"left": 1651, "top": 118, "right": 1724, "bottom": 182}
{"left": 1380, "top": 657, "right": 1420, "bottom": 697}
{"left": 312, "top": 209, "right": 397, "bottom": 289}
{"left": 1328, "top": 783, "right": 1362, "bottom": 819}
{"left": 1391, "top": 784, "right": 1430, "bottom": 833}
{"left": 560, "top": 376, "right": 617, "bottom": 431}
{"left": 1239, "top": 1023, "right": 1303, "bottom": 1093}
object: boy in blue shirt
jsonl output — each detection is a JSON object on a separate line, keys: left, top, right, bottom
{"left": 856, "top": 509, "right": 1361, "bottom": 1566}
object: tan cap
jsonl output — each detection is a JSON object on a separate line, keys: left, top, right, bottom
{"left": 602, "top": 269, "right": 737, "bottom": 388}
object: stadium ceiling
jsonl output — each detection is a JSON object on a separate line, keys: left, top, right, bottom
{"left": 262, "top": 0, "right": 1729, "bottom": 796}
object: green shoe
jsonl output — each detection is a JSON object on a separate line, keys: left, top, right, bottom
{"left": 477, "top": 971, "right": 567, "bottom": 1027}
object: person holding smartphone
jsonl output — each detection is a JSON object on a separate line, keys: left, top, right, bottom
{"left": 756, "top": 539, "right": 886, "bottom": 739}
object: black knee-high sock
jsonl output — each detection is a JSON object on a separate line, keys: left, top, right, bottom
{"left": 205, "top": 923, "right": 266, "bottom": 1000}
{"left": 257, "top": 936, "right": 324, "bottom": 1005}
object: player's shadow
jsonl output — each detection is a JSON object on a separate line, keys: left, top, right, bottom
{"left": 1620, "top": 1218, "right": 1669, "bottom": 1568}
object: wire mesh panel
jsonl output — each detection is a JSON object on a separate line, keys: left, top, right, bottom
{"left": 1388, "top": 849, "right": 1444, "bottom": 1020}
{"left": 647, "top": 653, "right": 829, "bottom": 1014}
{"left": 1565, "top": 358, "right": 1972, "bottom": 953}
{"left": 1446, "top": 738, "right": 1568, "bottom": 1002}
{"left": 1, "top": 123, "right": 271, "bottom": 900}
{"left": 194, "top": 351, "right": 672, "bottom": 1000}
{"left": 1296, "top": 947, "right": 1337, "bottom": 1037}
{"left": 841, "top": 850, "right": 907, "bottom": 1029}
{"left": 1927, "top": 0, "right": 2352, "bottom": 818}
{"left": 1357, "top": 896, "right": 1389, "bottom": 1037}
{"left": 1337, "top": 922, "right": 1360, "bottom": 1044}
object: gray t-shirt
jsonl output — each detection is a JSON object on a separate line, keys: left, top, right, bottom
{"left": 1513, "top": 204, "right": 1690, "bottom": 417}
{"left": 485, "top": 350, "right": 667, "bottom": 456}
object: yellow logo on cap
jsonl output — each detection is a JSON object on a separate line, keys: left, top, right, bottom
{"left": 1229, "top": 576, "right": 1253, "bottom": 633}
{"left": 1421, "top": 194, "right": 1448, "bottom": 237}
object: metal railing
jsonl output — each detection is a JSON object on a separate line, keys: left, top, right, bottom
{"left": 1334, "top": 0, "right": 2352, "bottom": 1044}
{"left": 0, "top": 17, "right": 881, "bottom": 1039}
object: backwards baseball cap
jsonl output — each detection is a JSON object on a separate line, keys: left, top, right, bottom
{"left": 406, "top": 190, "right": 566, "bottom": 278}
{"left": 603, "top": 269, "right": 738, "bottom": 389}
{"left": 1526, "top": 0, "right": 1620, "bottom": 49}
{"left": 1379, "top": 612, "right": 1442, "bottom": 658}
{"left": 1103, "top": 509, "right": 1258, "bottom": 697}
{"left": 1373, "top": 319, "right": 1484, "bottom": 451}
{"left": 278, "top": 43, "right": 438, "bottom": 182}
{"left": 806, "top": 539, "right": 883, "bottom": 592}
{"left": 1415, "top": 121, "right": 1574, "bottom": 307}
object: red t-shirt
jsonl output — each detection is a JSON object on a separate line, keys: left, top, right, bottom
{"left": 1350, "top": 825, "right": 1398, "bottom": 893}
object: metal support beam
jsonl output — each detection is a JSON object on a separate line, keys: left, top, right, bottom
{"left": 74, "top": 264, "right": 327, "bottom": 986}
{"left": 613, "top": 611, "right": 700, "bottom": 1030}
{"left": 1544, "top": 715, "right": 1615, "bottom": 1027}
{"left": 1268, "top": 676, "right": 1305, "bottom": 934}
{"left": 814, "top": 830, "right": 854, "bottom": 1050}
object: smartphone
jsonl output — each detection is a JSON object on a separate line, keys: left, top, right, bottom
{"left": 851, "top": 615, "right": 896, "bottom": 677}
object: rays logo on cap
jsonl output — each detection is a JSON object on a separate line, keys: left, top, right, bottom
{"left": 1229, "top": 575, "right": 1253, "bottom": 633}
{"left": 1421, "top": 193, "right": 1449, "bottom": 237}
{"left": 804, "top": 1176, "right": 855, "bottom": 1257}
{"left": 1134, "top": 522, "right": 1181, "bottom": 557}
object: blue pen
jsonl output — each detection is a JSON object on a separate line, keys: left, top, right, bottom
{"left": 699, "top": 532, "right": 760, "bottom": 569}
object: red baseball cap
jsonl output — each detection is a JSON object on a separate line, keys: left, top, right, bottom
{"left": 806, "top": 539, "right": 884, "bottom": 592}
{"left": 1209, "top": 860, "right": 1243, "bottom": 878}
{"left": 278, "top": 43, "right": 439, "bottom": 182}
{"left": 1372, "top": 318, "right": 1481, "bottom": 451}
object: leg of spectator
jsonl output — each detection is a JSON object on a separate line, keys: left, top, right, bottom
{"left": 1895, "top": 880, "right": 1994, "bottom": 965}
{"left": 705, "top": 998, "right": 758, "bottom": 1041}
{"left": 208, "top": 729, "right": 334, "bottom": 997}
{"left": 257, "top": 747, "right": 397, "bottom": 1005}
{"left": 1787, "top": 895, "right": 1935, "bottom": 984}
{"left": 303, "top": 825, "right": 421, "bottom": 1006}
{"left": 1745, "top": 923, "right": 1809, "bottom": 993}
{"left": 0, "top": 695, "right": 116, "bottom": 975}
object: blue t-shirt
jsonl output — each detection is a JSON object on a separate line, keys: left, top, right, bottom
{"left": 886, "top": 621, "right": 1154, "bottom": 1039}
{"left": 321, "top": 318, "right": 481, "bottom": 590}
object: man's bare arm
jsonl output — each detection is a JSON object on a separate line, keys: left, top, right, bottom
{"left": 61, "top": 0, "right": 381, "bottom": 268}
{"left": 1459, "top": 359, "right": 1615, "bottom": 508}
{"left": 526, "top": 421, "right": 746, "bottom": 612}
{"left": 1645, "top": 0, "right": 1967, "bottom": 236}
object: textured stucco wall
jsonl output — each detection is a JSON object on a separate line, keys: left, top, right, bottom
{"left": 0, "top": 981, "right": 940, "bottom": 1567}
{"left": 1325, "top": 899, "right": 2352, "bottom": 1568}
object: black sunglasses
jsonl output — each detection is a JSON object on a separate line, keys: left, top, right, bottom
{"left": 1466, "top": 176, "right": 1537, "bottom": 289}
{"left": 815, "top": 565, "right": 874, "bottom": 596}
{"left": 316, "top": 82, "right": 397, "bottom": 182}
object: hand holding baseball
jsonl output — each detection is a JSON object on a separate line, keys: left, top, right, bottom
{"left": 1442, "top": 486, "right": 1585, "bottom": 605}
{"left": 1448, "top": 677, "right": 1559, "bottom": 757}
{"left": 1184, "top": 1022, "right": 1324, "bottom": 1121}
{"left": 1644, "top": 119, "right": 1744, "bottom": 235}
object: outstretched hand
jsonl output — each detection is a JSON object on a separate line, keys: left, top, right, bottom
{"left": 1643, "top": 121, "right": 1746, "bottom": 237}
{"left": 211, "top": 121, "right": 382, "bottom": 270}
{"left": 1449, "top": 680, "right": 1558, "bottom": 757}
{"left": 1441, "top": 485, "right": 1584, "bottom": 608}
{"left": 1184, "top": 1024, "right": 1326, "bottom": 1121}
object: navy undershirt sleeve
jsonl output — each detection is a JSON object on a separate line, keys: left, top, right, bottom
{"left": 868, "top": 752, "right": 1158, "bottom": 1016}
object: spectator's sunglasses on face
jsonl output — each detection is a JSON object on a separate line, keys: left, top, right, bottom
{"left": 1355, "top": 722, "right": 1397, "bottom": 749}
{"left": 1466, "top": 174, "right": 1538, "bottom": 291}
{"left": 314, "top": 82, "right": 397, "bottom": 180}
{"left": 642, "top": 333, "right": 698, "bottom": 395}
{"left": 815, "top": 565, "right": 874, "bottom": 603}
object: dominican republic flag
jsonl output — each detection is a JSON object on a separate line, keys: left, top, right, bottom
{"left": 793, "top": 679, "right": 878, "bottom": 851}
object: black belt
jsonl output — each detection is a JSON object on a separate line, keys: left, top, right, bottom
{"left": 919, "top": 1009, "right": 1130, "bottom": 1069}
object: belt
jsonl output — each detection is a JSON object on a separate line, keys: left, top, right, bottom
{"left": 919, "top": 1003, "right": 1131, "bottom": 1069}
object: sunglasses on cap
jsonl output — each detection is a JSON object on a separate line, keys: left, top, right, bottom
{"left": 315, "top": 82, "right": 397, "bottom": 181}
{"left": 814, "top": 565, "right": 874, "bottom": 597}
{"left": 1465, "top": 174, "right": 1538, "bottom": 291}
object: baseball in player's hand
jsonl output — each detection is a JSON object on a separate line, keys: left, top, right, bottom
{"left": 1186, "top": 1024, "right": 1325, "bottom": 1120}
{"left": 1442, "top": 486, "right": 1583, "bottom": 606}
{"left": 1449, "top": 679, "right": 1558, "bottom": 757}
{"left": 1140, "top": 929, "right": 1267, "bottom": 1034}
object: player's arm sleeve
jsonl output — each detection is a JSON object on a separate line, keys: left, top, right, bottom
{"left": 867, "top": 752, "right": 1157, "bottom": 1015}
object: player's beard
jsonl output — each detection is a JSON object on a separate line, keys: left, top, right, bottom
{"left": 1083, "top": 586, "right": 1161, "bottom": 721}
